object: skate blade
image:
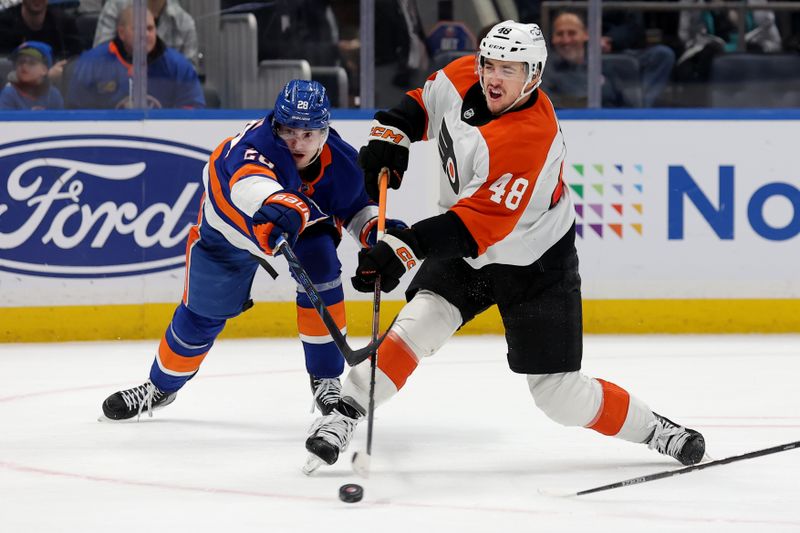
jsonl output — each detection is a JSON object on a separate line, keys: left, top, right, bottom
{"left": 302, "top": 454, "right": 325, "bottom": 476}
{"left": 351, "top": 450, "right": 371, "bottom": 478}
{"left": 97, "top": 414, "right": 140, "bottom": 423}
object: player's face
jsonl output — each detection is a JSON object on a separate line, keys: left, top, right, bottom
{"left": 276, "top": 125, "right": 326, "bottom": 169}
{"left": 481, "top": 58, "right": 529, "bottom": 114}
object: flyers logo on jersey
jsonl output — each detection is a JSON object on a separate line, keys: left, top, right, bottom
{"left": 0, "top": 135, "right": 208, "bottom": 278}
{"left": 438, "top": 118, "right": 460, "bottom": 194}
{"left": 369, "top": 126, "right": 406, "bottom": 145}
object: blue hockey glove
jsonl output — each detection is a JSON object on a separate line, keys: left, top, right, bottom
{"left": 351, "top": 227, "right": 423, "bottom": 293}
{"left": 362, "top": 218, "right": 408, "bottom": 247}
{"left": 253, "top": 191, "right": 311, "bottom": 255}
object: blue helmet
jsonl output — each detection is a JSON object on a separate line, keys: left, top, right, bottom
{"left": 11, "top": 40, "right": 54, "bottom": 68}
{"left": 273, "top": 80, "right": 330, "bottom": 130}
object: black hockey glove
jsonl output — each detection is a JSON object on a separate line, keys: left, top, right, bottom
{"left": 351, "top": 228, "right": 423, "bottom": 293}
{"left": 358, "top": 120, "right": 410, "bottom": 202}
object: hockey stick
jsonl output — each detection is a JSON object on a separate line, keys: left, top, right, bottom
{"left": 352, "top": 168, "right": 389, "bottom": 478}
{"left": 555, "top": 440, "right": 800, "bottom": 497}
{"left": 253, "top": 239, "right": 382, "bottom": 367}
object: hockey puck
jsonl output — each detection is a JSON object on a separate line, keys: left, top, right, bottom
{"left": 338, "top": 483, "right": 364, "bottom": 503}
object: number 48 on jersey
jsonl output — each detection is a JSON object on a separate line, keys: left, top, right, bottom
{"left": 489, "top": 174, "right": 529, "bottom": 210}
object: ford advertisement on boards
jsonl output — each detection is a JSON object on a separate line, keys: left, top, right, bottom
{"left": 0, "top": 135, "right": 208, "bottom": 278}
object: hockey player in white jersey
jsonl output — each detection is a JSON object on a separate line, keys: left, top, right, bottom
{"left": 304, "top": 21, "right": 706, "bottom": 470}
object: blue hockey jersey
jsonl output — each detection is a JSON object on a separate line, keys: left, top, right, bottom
{"left": 201, "top": 115, "right": 377, "bottom": 261}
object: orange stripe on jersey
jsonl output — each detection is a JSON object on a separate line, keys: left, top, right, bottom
{"left": 300, "top": 144, "right": 332, "bottom": 195}
{"left": 440, "top": 54, "right": 478, "bottom": 99}
{"left": 358, "top": 217, "right": 377, "bottom": 247}
{"left": 208, "top": 139, "right": 251, "bottom": 236}
{"left": 550, "top": 161, "right": 565, "bottom": 208}
{"left": 449, "top": 93, "right": 559, "bottom": 255}
{"left": 157, "top": 335, "right": 208, "bottom": 374}
{"left": 376, "top": 331, "right": 419, "bottom": 390}
{"left": 297, "top": 301, "right": 346, "bottom": 337}
{"left": 181, "top": 223, "right": 201, "bottom": 305}
{"left": 229, "top": 163, "right": 278, "bottom": 188}
{"left": 587, "top": 379, "right": 631, "bottom": 436}
{"left": 406, "top": 87, "right": 426, "bottom": 110}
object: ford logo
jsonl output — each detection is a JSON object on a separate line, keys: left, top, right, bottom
{"left": 0, "top": 135, "right": 209, "bottom": 278}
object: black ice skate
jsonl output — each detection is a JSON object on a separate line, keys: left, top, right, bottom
{"left": 309, "top": 376, "right": 342, "bottom": 415}
{"left": 101, "top": 379, "right": 177, "bottom": 421}
{"left": 303, "top": 402, "right": 361, "bottom": 474}
{"left": 647, "top": 412, "right": 706, "bottom": 465}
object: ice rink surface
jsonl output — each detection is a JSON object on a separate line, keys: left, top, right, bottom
{"left": 1, "top": 334, "right": 799, "bottom": 532}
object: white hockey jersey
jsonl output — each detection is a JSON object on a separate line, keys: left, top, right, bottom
{"left": 408, "top": 55, "right": 575, "bottom": 268}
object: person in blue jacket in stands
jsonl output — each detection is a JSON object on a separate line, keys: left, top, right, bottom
{"left": 0, "top": 41, "right": 64, "bottom": 110}
{"left": 66, "top": 5, "right": 204, "bottom": 109}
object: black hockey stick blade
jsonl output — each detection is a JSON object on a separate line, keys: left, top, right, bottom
{"left": 250, "top": 252, "right": 279, "bottom": 279}
{"left": 568, "top": 440, "right": 800, "bottom": 497}
{"left": 256, "top": 236, "right": 383, "bottom": 366}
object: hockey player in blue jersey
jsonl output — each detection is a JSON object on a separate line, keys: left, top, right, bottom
{"left": 101, "top": 79, "right": 404, "bottom": 422}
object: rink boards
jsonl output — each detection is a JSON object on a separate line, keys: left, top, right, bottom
{"left": 0, "top": 109, "right": 798, "bottom": 340}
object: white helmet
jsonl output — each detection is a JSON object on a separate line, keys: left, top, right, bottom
{"left": 478, "top": 20, "right": 548, "bottom": 112}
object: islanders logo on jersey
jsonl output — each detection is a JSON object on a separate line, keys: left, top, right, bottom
{"left": 0, "top": 135, "right": 209, "bottom": 277}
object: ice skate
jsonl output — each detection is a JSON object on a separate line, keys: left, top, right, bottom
{"left": 304, "top": 402, "right": 361, "bottom": 469}
{"left": 309, "top": 376, "right": 341, "bottom": 415}
{"left": 101, "top": 379, "right": 177, "bottom": 421}
{"left": 647, "top": 412, "right": 705, "bottom": 465}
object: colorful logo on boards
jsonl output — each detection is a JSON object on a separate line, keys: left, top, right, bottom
{"left": 567, "top": 163, "right": 644, "bottom": 239}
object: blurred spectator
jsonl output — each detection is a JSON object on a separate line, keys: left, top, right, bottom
{"left": 93, "top": 0, "right": 198, "bottom": 68}
{"left": 0, "top": 0, "right": 82, "bottom": 83}
{"left": 602, "top": 4, "right": 675, "bottom": 106}
{"left": 426, "top": 20, "right": 476, "bottom": 57}
{"left": 676, "top": 0, "right": 782, "bottom": 82}
{"left": 541, "top": 11, "right": 631, "bottom": 108}
{"left": 78, "top": 0, "right": 102, "bottom": 14}
{"left": 640, "top": 0, "right": 684, "bottom": 57}
{"left": 374, "top": 0, "right": 429, "bottom": 108}
{"left": 67, "top": 6, "right": 204, "bottom": 108}
{"left": 0, "top": 40, "right": 64, "bottom": 109}
{"left": 784, "top": 11, "right": 800, "bottom": 53}
{"left": 329, "top": 0, "right": 358, "bottom": 103}
{"left": 513, "top": 0, "right": 541, "bottom": 24}
{"left": 680, "top": 0, "right": 782, "bottom": 53}
{"left": 221, "top": 0, "right": 339, "bottom": 66}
